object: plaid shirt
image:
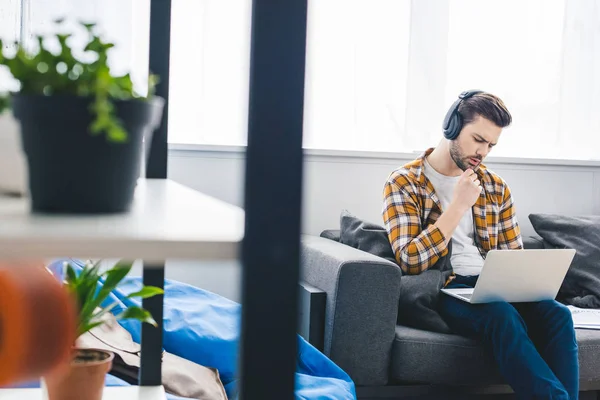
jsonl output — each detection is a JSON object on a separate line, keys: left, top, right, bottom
{"left": 382, "top": 148, "right": 523, "bottom": 275}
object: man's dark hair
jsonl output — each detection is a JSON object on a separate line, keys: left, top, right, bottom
{"left": 458, "top": 92, "right": 512, "bottom": 128}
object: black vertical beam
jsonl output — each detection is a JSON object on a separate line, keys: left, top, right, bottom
{"left": 140, "top": 0, "right": 171, "bottom": 387}
{"left": 146, "top": 0, "right": 172, "bottom": 180}
{"left": 239, "top": 1, "right": 308, "bottom": 400}
{"left": 139, "top": 264, "right": 165, "bottom": 386}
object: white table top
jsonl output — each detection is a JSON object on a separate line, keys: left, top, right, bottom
{"left": 0, "top": 386, "right": 166, "bottom": 399}
{"left": 0, "top": 179, "right": 244, "bottom": 262}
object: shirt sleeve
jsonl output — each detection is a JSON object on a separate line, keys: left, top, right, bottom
{"left": 497, "top": 182, "right": 524, "bottom": 250}
{"left": 382, "top": 180, "right": 448, "bottom": 275}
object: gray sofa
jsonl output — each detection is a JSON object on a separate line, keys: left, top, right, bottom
{"left": 298, "top": 231, "right": 600, "bottom": 400}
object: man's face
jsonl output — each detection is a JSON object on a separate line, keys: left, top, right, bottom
{"left": 449, "top": 115, "right": 502, "bottom": 171}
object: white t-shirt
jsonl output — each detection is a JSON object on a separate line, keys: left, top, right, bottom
{"left": 422, "top": 158, "right": 484, "bottom": 276}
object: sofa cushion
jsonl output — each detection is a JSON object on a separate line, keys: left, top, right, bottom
{"left": 391, "top": 324, "right": 600, "bottom": 385}
{"left": 576, "top": 329, "right": 600, "bottom": 382}
{"left": 337, "top": 210, "right": 454, "bottom": 334}
{"left": 338, "top": 210, "right": 396, "bottom": 264}
{"left": 529, "top": 214, "right": 600, "bottom": 308}
{"left": 523, "top": 235, "right": 545, "bottom": 249}
{"left": 391, "top": 325, "right": 501, "bottom": 385}
{"left": 320, "top": 229, "right": 340, "bottom": 242}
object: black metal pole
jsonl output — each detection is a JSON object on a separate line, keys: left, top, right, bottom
{"left": 139, "top": 264, "right": 165, "bottom": 386}
{"left": 146, "top": 0, "right": 172, "bottom": 180}
{"left": 239, "top": 0, "right": 308, "bottom": 399}
{"left": 140, "top": 0, "right": 171, "bottom": 387}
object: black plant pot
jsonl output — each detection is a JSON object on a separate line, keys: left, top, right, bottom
{"left": 11, "top": 95, "right": 164, "bottom": 214}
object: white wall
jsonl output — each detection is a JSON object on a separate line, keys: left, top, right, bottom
{"left": 170, "top": 146, "right": 600, "bottom": 236}
{"left": 167, "top": 146, "right": 600, "bottom": 301}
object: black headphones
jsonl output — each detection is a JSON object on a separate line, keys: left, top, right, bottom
{"left": 442, "top": 90, "right": 483, "bottom": 140}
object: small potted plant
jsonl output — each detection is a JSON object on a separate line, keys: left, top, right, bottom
{"left": 0, "top": 19, "right": 164, "bottom": 214}
{"left": 44, "top": 259, "right": 164, "bottom": 400}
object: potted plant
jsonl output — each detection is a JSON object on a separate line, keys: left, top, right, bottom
{"left": 0, "top": 19, "right": 164, "bottom": 214}
{"left": 44, "top": 259, "right": 164, "bottom": 400}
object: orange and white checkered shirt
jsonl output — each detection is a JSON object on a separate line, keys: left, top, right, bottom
{"left": 382, "top": 148, "right": 523, "bottom": 275}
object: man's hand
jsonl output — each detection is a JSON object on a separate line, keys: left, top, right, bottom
{"left": 452, "top": 168, "right": 482, "bottom": 212}
{"left": 433, "top": 169, "right": 481, "bottom": 244}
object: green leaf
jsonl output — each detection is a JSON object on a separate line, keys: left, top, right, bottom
{"left": 0, "top": 95, "right": 9, "bottom": 114}
{"left": 107, "top": 125, "right": 128, "bottom": 143}
{"left": 81, "top": 22, "right": 96, "bottom": 32}
{"left": 147, "top": 73, "right": 159, "bottom": 98}
{"left": 77, "top": 320, "right": 104, "bottom": 337}
{"left": 68, "top": 260, "right": 102, "bottom": 318}
{"left": 79, "top": 260, "right": 132, "bottom": 320}
{"left": 116, "top": 306, "right": 158, "bottom": 327}
{"left": 0, "top": 17, "right": 155, "bottom": 142}
{"left": 126, "top": 286, "right": 164, "bottom": 300}
{"left": 89, "top": 300, "right": 121, "bottom": 322}
{"left": 65, "top": 262, "right": 78, "bottom": 282}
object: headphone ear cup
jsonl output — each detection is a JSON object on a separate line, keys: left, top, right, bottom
{"left": 442, "top": 98, "right": 462, "bottom": 140}
{"left": 443, "top": 111, "right": 462, "bottom": 140}
{"left": 452, "top": 111, "right": 463, "bottom": 139}
{"left": 443, "top": 89, "right": 482, "bottom": 140}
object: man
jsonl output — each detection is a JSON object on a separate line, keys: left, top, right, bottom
{"left": 382, "top": 90, "right": 579, "bottom": 399}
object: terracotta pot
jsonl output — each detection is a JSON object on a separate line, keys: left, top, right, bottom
{"left": 45, "top": 348, "right": 114, "bottom": 400}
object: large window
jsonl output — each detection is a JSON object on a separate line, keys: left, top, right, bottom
{"left": 168, "top": 0, "right": 252, "bottom": 147}
{"left": 3, "top": 0, "right": 600, "bottom": 160}
{"left": 0, "top": 0, "right": 21, "bottom": 93}
{"left": 167, "top": 0, "right": 600, "bottom": 160}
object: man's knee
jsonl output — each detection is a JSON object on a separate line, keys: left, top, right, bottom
{"left": 538, "top": 300, "right": 574, "bottom": 327}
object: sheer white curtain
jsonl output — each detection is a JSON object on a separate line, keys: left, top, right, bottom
{"left": 425, "top": 0, "right": 600, "bottom": 160}
{"left": 0, "top": 0, "right": 149, "bottom": 96}
{"left": 166, "top": 0, "right": 600, "bottom": 160}
{"left": 555, "top": 0, "right": 600, "bottom": 160}
{"left": 410, "top": 0, "right": 568, "bottom": 157}
{"left": 0, "top": 0, "right": 22, "bottom": 93}
{"left": 4, "top": 0, "right": 600, "bottom": 160}
{"left": 303, "top": 0, "right": 411, "bottom": 152}
{"left": 168, "top": 0, "right": 252, "bottom": 146}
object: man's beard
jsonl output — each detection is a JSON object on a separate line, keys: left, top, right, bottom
{"left": 449, "top": 141, "right": 481, "bottom": 171}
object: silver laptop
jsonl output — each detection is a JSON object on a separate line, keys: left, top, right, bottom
{"left": 440, "top": 248, "right": 576, "bottom": 304}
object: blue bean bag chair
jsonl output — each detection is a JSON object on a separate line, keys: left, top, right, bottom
{"left": 34, "top": 259, "right": 356, "bottom": 400}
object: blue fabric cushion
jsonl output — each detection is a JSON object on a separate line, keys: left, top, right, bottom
{"left": 45, "top": 259, "right": 356, "bottom": 400}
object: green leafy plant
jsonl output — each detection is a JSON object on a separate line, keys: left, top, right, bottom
{"left": 0, "top": 18, "right": 158, "bottom": 143}
{"left": 64, "top": 260, "right": 164, "bottom": 338}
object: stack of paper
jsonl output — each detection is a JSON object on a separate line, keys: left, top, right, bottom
{"left": 567, "top": 305, "right": 600, "bottom": 330}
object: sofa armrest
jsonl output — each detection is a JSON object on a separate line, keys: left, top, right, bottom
{"left": 298, "top": 280, "right": 326, "bottom": 352}
{"left": 300, "top": 235, "right": 402, "bottom": 386}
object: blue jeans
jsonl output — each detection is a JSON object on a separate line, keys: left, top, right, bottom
{"left": 439, "top": 275, "right": 579, "bottom": 400}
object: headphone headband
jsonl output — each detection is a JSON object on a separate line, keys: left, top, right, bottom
{"left": 443, "top": 90, "right": 483, "bottom": 140}
{"left": 459, "top": 90, "right": 482, "bottom": 100}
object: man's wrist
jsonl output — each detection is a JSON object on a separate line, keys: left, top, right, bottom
{"left": 447, "top": 201, "right": 469, "bottom": 217}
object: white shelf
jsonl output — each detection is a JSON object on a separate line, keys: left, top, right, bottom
{"left": 0, "top": 385, "right": 166, "bottom": 399}
{"left": 0, "top": 179, "right": 244, "bottom": 262}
